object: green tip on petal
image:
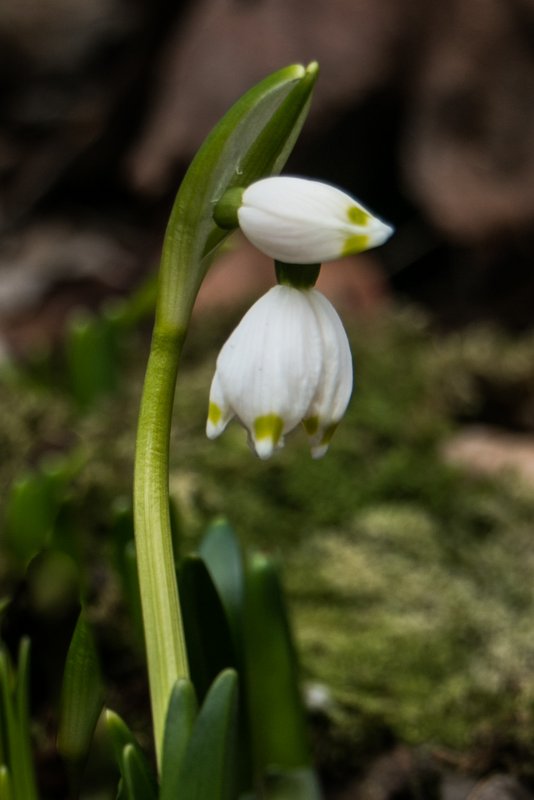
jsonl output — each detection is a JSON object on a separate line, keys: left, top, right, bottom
{"left": 347, "top": 205, "right": 370, "bottom": 226}
{"left": 208, "top": 402, "right": 223, "bottom": 426}
{"left": 341, "top": 234, "right": 370, "bottom": 257}
{"left": 253, "top": 414, "right": 284, "bottom": 459}
{"left": 310, "top": 421, "right": 339, "bottom": 459}
{"left": 207, "top": 400, "right": 229, "bottom": 439}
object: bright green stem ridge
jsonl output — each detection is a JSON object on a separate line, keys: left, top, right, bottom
{"left": 134, "top": 330, "right": 188, "bottom": 768}
{"left": 133, "top": 62, "right": 318, "bottom": 769}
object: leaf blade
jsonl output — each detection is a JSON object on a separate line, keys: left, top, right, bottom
{"left": 159, "top": 679, "right": 197, "bottom": 800}
{"left": 178, "top": 556, "right": 237, "bottom": 701}
{"left": 57, "top": 610, "right": 104, "bottom": 768}
{"left": 176, "top": 669, "right": 239, "bottom": 800}
{"left": 106, "top": 710, "right": 157, "bottom": 799}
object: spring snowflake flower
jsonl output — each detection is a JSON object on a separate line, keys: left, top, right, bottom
{"left": 207, "top": 175, "right": 393, "bottom": 458}
{"left": 236, "top": 176, "right": 393, "bottom": 263}
{"left": 206, "top": 284, "right": 353, "bottom": 459}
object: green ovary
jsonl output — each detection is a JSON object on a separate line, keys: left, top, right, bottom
{"left": 254, "top": 414, "right": 284, "bottom": 444}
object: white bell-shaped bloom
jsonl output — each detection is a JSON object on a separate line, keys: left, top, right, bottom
{"left": 206, "top": 285, "right": 353, "bottom": 459}
{"left": 237, "top": 176, "right": 393, "bottom": 264}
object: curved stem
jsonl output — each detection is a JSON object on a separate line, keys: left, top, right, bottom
{"left": 132, "top": 62, "right": 317, "bottom": 771}
{"left": 133, "top": 327, "right": 189, "bottom": 768}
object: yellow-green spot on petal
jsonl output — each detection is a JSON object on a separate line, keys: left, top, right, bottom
{"left": 208, "top": 402, "right": 222, "bottom": 426}
{"left": 303, "top": 415, "right": 319, "bottom": 436}
{"left": 347, "top": 205, "right": 370, "bottom": 226}
{"left": 254, "top": 414, "right": 284, "bottom": 444}
{"left": 342, "top": 234, "right": 370, "bottom": 256}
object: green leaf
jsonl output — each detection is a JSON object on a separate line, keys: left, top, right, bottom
{"left": 0, "top": 641, "right": 38, "bottom": 800}
{"left": 65, "top": 311, "right": 118, "bottom": 410}
{"left": 159, "top": 679, "right": 197, "bottom": 800}
{"left": 106, "top": 710, "right": 157, "bottom": 797}
{"left": 175, "top": 669, "right": 238, "bottom": 800}
{"left": 4, "top": 472, "right": 54, "bottom": 561}
{"left": 109, "top": 500, "right": 145, "bottom": 649}
{"left": 199, "top": 519, "right": 246, "bottom": 654}
{"left": 178, "top": 556, "right": 237, "bottom": 701}
{"left": 105, "top": 275, "right": 157, "bottom": 331}
{"left": 12, "top": 640, "right": 37, "bottom": 800}
{"left": 57, "top": 610, "right": 104, "bottom": 768}
{"left": 115, "top": 778, "right": 127, "bottom": 800}
{"left": 122, "top": 744, "right": 158, "bottom": 800}
{"left": 25, "top": 553, "right": 80, "bottom": 628}
{"left": 242, "top": 555, "right": 311, "bottom": 778}
{"left": 263, "top": 768, "right": 323, "bottom": 800}
{"left": 157, "top": 61, "right": 319, "bottom": 332}
{"left": 0, "top": 766, "right": 13, "bottom": 800}
{"left": 121, "top": 541, "right": 145, "bottom": 649}
{"left": 0, "top": 653, "right": 13, "bottom": 775}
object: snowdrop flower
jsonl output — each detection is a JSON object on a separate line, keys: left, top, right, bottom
{"left": 206, "top": 284, "right": 352, "bottom": 459}
{"left": 235, "top": 176, "right": 393, "bottom": 264}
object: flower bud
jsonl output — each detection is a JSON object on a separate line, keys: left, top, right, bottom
{"left": 237, "top": 176, "right": 393, "bottom": 264}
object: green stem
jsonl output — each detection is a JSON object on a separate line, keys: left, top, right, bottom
{"left": 132, "top": 62, "right": 318, "bottom": 771}
{"left": 133, "top": 327, "right": 189, "bottom": 768}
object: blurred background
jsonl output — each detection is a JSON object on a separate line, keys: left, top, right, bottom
{"left": 2, "top": 1, "right": 534, "bottom": 798}
{"left": 2, "top": 0, "right": 534, "bottom": 347}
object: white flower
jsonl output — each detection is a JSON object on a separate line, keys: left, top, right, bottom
{"left": 237, "top": 176, "right": 393, "bottom": 264}
{"left": 206, "top": 284, "right": 353, "bottom": 459}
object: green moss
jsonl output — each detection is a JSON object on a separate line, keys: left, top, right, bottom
{"left": 165, "top": 311, "right": 534, "bottom": 754}
{"left": 288, "top": 499, "right": 534, "bottom": 749}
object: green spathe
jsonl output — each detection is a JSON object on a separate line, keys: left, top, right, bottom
{"left": 157, "top": 62, "right": 319, "bottom": 333}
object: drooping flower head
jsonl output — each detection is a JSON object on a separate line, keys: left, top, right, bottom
{"left": 207, "top": 175, "right": 393, "bottom": 458}
{"left": 206, "top": 284, "right": 353, "bottom": 459}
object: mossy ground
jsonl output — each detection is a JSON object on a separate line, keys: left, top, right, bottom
{"left": 2, "top": 305, "right": 534, "bottom": 773}
{"left": 169, "top": 310, "right": 534, "bottom": 764}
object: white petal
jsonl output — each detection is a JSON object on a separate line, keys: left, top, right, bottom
{"left": 206, "top": 371, "right": 234, "bottom": 439}
{"left": 238, "top": 176, "right": 393, "bottom": 264}
{"left": 213, "top": 285, "right": 323, "bottom": 458}
{"left": 303, "top": 289, "right": 353, "bottom": 458}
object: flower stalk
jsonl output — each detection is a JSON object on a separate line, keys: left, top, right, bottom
{"left": 134, "top": 329, "right": 188, "bottom": 767}
{"left": 133, "top": 63, "right": 319, "bottom": 768}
